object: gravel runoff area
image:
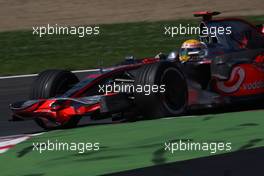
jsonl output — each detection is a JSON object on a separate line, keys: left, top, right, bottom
{"left": 0, "top": 0, "right": 263, "bottom": 31}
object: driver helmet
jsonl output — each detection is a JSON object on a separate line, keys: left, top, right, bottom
{"left": 179, "top": 39, "right": 204, "bottom": 62}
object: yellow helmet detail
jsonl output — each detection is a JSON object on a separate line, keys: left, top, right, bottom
{"left": 179, "top": 39, "right": 203, "bottom": 62}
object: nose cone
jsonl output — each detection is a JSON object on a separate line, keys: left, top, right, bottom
{"left": 10, "top": 100, "right": 40, "bottom": 111}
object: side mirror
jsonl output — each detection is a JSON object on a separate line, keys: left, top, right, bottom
{"left": 167, "top": 51, "right": 179, "bottom": 61}
{"left": 125, "top": 55, "right": 136, "bottom": 61}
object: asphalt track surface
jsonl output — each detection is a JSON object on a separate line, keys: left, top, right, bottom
{"left": 106, "top": 147, "right": 264, "bottom": 176}
{"left": 0, "top": 72, "right": 93, "bottom": 136}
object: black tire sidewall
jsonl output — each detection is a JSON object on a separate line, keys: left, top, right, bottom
{"left": 134, "top": 62, "right": 188, "bottom": 118}
{"left": 31, "top": 69, "right": 80, "bottom": 129}
{"left": 30, "top": 70, "right": 79, "bottom": 99}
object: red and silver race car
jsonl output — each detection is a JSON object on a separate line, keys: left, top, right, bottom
{"left": 10, "top": 12, "right": 264, "bottom": 129}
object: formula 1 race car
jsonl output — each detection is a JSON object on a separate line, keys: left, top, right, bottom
{"left": 10, "top": 11, "right": 264, "bottom": 129}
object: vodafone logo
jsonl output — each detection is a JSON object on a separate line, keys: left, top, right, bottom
{"left": 243, "top": 81, "right": 264, "bottom": 90}
{"left": 216, "top": 67, "right": 245, "bottom": 93}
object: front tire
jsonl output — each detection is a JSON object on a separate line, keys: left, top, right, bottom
{"left": 31, "top": 69, "right": 80, "bottom": 130}
{"left": 30, "top": 69, "right": 79, "bottom": 99}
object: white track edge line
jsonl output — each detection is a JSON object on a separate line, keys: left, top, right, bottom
{"left": 0, "top": 69, "right": 100, "bottom": 79}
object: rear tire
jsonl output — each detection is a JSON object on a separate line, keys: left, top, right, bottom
{"left": 31, "top": 69, "right": 80, "bottom": 130}
{"left": 134, "top": 62, "right": 188, "bottom": 118}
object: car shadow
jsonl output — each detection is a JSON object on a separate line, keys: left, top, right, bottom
{"left": 105, "top": 147, "right": 264, "bottom": 176}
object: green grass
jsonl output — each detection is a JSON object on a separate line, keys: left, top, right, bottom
{"left": 1, "top": 110, "right": 264, "bottom": 176}
{"left": 0, "top": 15, "right": 264, "bottom": 76}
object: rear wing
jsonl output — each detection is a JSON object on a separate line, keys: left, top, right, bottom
{"left": 193, "top": 11, "right": 221, "bottom": 21}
